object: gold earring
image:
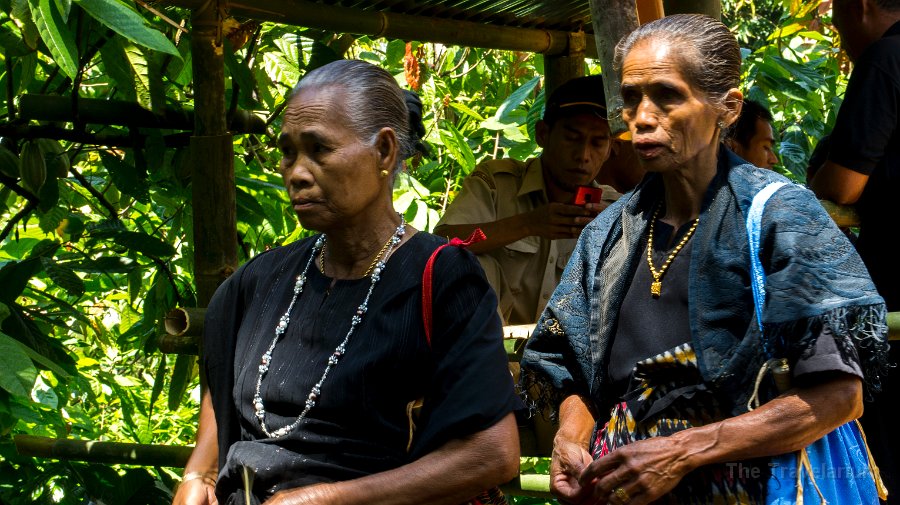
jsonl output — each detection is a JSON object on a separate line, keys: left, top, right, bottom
{"left": 380, "top": 169, "right": 389, "bottom": 177}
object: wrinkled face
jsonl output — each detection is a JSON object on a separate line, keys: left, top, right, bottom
{"left": 733, "top": 118, "right": 778, "bottom": 170}
{"left": 539, "top": 113, "right": 613, "bottom": 192}
{"left": 278, "top": 85, "right": 385, "bottom": 232}
{"left": 620, "top": 40, "right": 722, "bottom": 173}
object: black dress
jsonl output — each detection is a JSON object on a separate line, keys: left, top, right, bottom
{"left": 202, "top": 232, "right": 520, "bottom": 501}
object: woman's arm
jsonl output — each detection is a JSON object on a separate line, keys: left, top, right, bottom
{"left": 172, "top": 388, "right": 220, "bottom": 505}
{"left": 549, "top": 395, "right": 597, "bottom": 505}
{"left": 264, "top": 413, "right": 520, "bottom": 505}
{"left": 580, "top": 373, "right": 863, "bottom": 505}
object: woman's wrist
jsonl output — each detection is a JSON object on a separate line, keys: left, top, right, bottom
{"left": 180, "top": 470, "right": 218, "bottom": 487}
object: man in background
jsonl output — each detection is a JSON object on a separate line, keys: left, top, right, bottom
{"left": 724, "top": 98, "right": 779, "bottom": 170}
{"left": 435, "top": 75, "right": 620, "bottom": 325}
{"left": 810, "top": 0, "right": 900, "bottom": 499}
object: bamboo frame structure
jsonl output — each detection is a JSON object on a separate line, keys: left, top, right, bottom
{"left": 18, "top": 95, "right": 266, "bottom": 133}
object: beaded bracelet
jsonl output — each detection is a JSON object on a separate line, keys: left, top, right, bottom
{"left": 181, "top": 471, "right": 217, "bottom": 487}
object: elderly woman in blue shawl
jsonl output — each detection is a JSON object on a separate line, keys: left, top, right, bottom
{"left": 521, "top": 14, "right": 890, "bottom": 505}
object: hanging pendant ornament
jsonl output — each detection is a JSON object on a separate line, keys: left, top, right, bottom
{"left": 646, "top": 205, "right": 699, "bottom": 298}
{"left": 254, "top": 216, "right": 406, "bottom": 438}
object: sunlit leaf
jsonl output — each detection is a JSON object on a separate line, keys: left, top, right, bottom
{"left": 73, "top": 0, "right": 179, "bottom": 56}
{"left": 30, "top": 0, "right": 79, "bottom": 79}
{"left": 0, "top": 331, "right": 38, "bottom": 398}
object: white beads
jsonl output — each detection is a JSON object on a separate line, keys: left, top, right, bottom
{"left": 253, "top": 216, "right": 406, "bottom": 439}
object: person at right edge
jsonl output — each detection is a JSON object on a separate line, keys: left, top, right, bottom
{"left": 522, "top": 13, "right": 890, "bottom": 504}
{"left": 809, "top": 0, "right": 900, "bottom": 501}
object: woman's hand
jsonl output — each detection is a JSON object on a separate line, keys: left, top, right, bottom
{"left": 550, "top": 436, "right": 595, "bottom": 504}
{"left": 579, "top": 436, "right": 692, "bottom": 505}
{"left": 263, "top": 483, "right": 336, "bottom": 505}
{"left": 172, "top": 479, "right": 218, "bottom": 505}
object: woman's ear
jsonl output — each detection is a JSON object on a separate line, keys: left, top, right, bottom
{"left": 721, "top": 88, "right": 744, "bottom": 128}
{"left": 373, "top": 127, "right": 400, "bottom": 173}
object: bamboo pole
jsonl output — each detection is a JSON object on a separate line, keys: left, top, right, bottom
{"left": 0, "top": 124, "right": 190, "bottom": 148}
{"left": 662, "top": 0, "right": 721, "bottom": 20}
{"left": 499, "top": 474, "right": 554, "bottom": 499}
{"left": 14, "top": 435, "right": 193, "bottom": 467}
{"left": 588, "top": 0, "right": 639, "bottom": 135}
{"left": 542, "top": 33, "right": 587, "bottom": 100}
{"left": 18, "top": 95, "right": 266, "bottom": 133}
{"left": 160, "top": 0, "right": 595, "bottom": 58}
{"left": 191, "top": 3, "right": 238, "bottom": 307}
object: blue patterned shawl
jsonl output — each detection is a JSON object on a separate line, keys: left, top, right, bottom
{"left": 521, "top": 150, "right": 889, "bottom": 418}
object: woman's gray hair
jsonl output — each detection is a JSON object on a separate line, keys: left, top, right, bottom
{"left": 613, "top": 14, "right": 741, "bottom": 114}
{"left": 291, "top": 59, "right": 415, "bottom": 171}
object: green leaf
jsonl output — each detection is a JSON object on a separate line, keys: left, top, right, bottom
{"left": 113, "top": 230, "right": 176, "bottom": 258}
{"left": 0, "top": 331, "right": 38, "bottom": 398}
{"left": 495, "top": 75, "right": 540, "bottom": 121}
{"left": 68, "top": 256, "right": 136, "bottom": 275}
{"left": 11, "top": 0, "right": 40, "bottom": 50}
{"left": 73, "top": 0, "right": 179, "bottom": 56}
{"left": 128, "top": 267, "right": 142, "bottom": 303}
{"left": 41, "top": 257, "right": 85, "bottom": 297}
{"left": 0, "top": 302, "right": 9, "bottom": 325}
{"left": 101, "top": 152, "right": 147, "bottom": 201}
{"left": 124, "top": 42, "right": 152, "bottom": 110}
{"left": 0, "top": 258, "right": 42, "bottom": 304}
{"left": 38, "top": 205, "right": 66, "bottom": 233}
{"left": 0, "top": 24, "right": 32, "bottom": 58}
{"left": 30, "top": 0, "right": 79, "bottom": 79}
{"left": 98, "top": 36, "right": 137, "bottom": 101}
{"left": 167, "top": 354, "right": 193, "bottom": 411}
{"left": 384, "top": 38, "right": 406, "bottom": 69}
{"left": 438, "top": 122, "right": 476, "bottom": 173}
{"left": 449, "top": 102, "right": 486, "bottom": 122}
{"left": 148, "top": 354, "right": 165, "bottom": 417}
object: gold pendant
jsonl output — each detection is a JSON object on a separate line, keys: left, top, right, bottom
{"left": 650, "top": 281, "right": 662, "bottom": 297}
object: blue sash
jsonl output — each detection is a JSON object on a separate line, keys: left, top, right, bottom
{"left": 747, "top": 182, "right": 885, "bottom": 504}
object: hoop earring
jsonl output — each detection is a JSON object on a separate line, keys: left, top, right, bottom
{"left": 380, "top": 169, "right": 390, "bottom": 178}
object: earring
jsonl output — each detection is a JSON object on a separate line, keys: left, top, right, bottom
{"left": 380, "top": 169, "right": 390, "bottom": 178}
{"left": 717, "top": 120, "right": 726, "bottom": 129}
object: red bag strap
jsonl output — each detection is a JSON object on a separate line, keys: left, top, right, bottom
{"left": 421, "top": 228, "right": 486, "bottom": 348}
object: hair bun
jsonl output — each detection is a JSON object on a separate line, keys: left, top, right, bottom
{"left": 402, "top": 89, "right": 430, "bottom": 157}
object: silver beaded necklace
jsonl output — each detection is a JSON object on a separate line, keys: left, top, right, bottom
{"left": 253, "top": 217, "right": 407, "bottom": 439}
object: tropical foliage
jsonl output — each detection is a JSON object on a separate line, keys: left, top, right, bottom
{"left": 0, "top": 0, "right": 850, "bottom": 502}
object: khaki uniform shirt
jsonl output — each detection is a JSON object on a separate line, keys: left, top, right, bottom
{"left": 437, "top": 157, "right": 620, "bottom": 325}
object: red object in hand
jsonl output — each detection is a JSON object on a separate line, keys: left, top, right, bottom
{"left": 574, "top": 186, "right": 603, "bottom": 206}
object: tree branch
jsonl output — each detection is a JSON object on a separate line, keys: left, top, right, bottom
{"left": 6, "top": 58, "right": 15, "bottom": 121}
{"left": 68, "top": 166, "right": 119, "bottom": 219}
{"left": 0, "top": 200, "right": 38, "bottom": 243}
{"left": 0, "top": 172, "right": 41, "bottom": 205}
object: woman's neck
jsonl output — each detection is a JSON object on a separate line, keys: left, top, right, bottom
{"left": 659, "top": 144, "right": 720, "bottom": 228}
{"left": 322, "top": 206, "right": 404, "bottom": 279}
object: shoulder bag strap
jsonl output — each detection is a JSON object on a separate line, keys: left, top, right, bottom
{"left": 422, "top": 228, "right": 487, "bottom": 347}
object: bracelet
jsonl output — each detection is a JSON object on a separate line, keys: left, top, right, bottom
{"left": 181, "top": 471, "right": 218, "bottom": 487}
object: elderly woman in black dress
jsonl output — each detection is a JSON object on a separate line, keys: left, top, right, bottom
{"left": 172, "top": 59, "right": 520, "bottom": 505}
{"left": 522, "top": 14, "right": 888, "bottom": 505}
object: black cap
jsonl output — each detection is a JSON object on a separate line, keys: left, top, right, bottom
{"left": 543, "top": 74, "right": 607, "bottom": 124}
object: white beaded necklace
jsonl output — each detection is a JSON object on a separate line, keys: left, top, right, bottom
{"left": 253, "top": 217, "right": 407, "bottom": 438}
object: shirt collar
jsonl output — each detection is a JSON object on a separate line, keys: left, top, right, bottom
{"left": 518, "top": 157, "right": 547, "bottom": 198}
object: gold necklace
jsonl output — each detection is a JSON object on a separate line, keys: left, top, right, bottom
{"left": 319, "top": 230, "right": 399, "bottom": 278}
{"left": 646, "top": 205, "right": 699, "bottom": 298}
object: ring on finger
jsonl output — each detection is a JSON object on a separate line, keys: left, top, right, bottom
{"left": 613, "top": 486, "right": 631, "bottom": 504}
